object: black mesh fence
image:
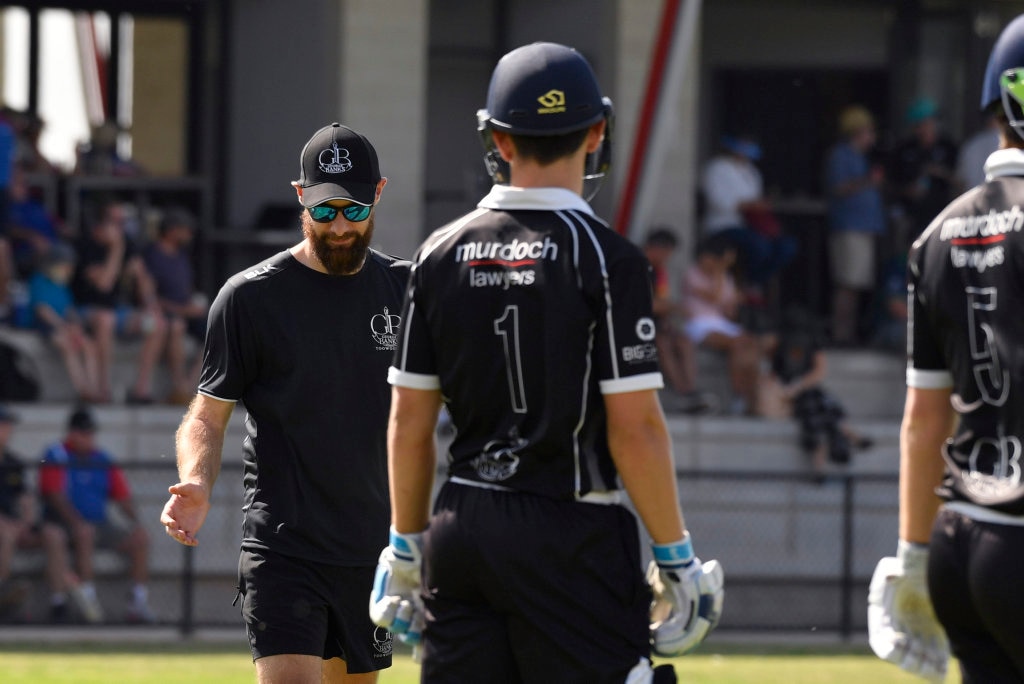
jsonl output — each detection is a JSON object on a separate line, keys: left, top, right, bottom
{"left": 7, "top": 462, "right": 899, "bottom": 636}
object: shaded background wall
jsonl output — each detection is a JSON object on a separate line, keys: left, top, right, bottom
{"left": 3, "top": 0, "right": 1024, "bottom": 293}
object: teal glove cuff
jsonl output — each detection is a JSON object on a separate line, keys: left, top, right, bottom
{"left": 652, "top": 532, "right": 694, "bottom": 571}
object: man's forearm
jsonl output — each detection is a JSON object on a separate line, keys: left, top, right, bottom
{"left": 387, "top": 387, "right": 441, "bottom": 533}
{"left": 175, "top": 412, "right": 225, "bottom": 492}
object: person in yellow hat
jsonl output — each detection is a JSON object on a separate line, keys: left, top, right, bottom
{"left": 823, "top": 105, "right": 886, "bottom": 345}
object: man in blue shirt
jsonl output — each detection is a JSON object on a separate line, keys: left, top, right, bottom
{"left": 824, "top": 105, "right": 886, "bottom": 345}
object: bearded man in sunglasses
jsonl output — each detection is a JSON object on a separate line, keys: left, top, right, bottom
{"left": 160, "top": 122, "right": 410, "bottom": 683}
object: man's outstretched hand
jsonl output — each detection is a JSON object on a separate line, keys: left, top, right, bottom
{"left": 160, "top": 482, "right": 211, "bottom": 547}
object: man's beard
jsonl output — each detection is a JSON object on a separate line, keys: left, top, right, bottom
{"left": 301, "top": 211, "right": 375, "bottom": 275}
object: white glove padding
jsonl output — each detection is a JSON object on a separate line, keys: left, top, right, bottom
{"left": 648, "top": 535, "right": 724, "bottom": 656}
{"left": 369, "top": 527, "right": 425, "bottom": 645}
{"left": 867, "top": 541, "right": 949, "bottom": 683}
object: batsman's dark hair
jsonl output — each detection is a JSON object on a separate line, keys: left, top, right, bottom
{"left": 508, "top": 128, "right": 590, "bottom": 166}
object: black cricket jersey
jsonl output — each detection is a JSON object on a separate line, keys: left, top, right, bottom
{"left": 200, "top": 249, "right": 411, "bottom": 564}
{"left": 908, "top": 147, "right": 1024, "bottom": 516}
{"left": 389, "top": 186, "right": 664, "bottom": 502}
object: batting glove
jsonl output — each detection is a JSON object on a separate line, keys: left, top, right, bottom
{"left": 868, "top": 541, "right": 949, "bottom": 683}
{"left": 647, "top": 533, "right": 725, "bottom": 656}
{"left": 369, "top": 527, "right": 425, "bottom": 646}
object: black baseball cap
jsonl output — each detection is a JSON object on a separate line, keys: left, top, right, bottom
{"left": 0, "top": 405, "right": 18, "bottom": 423}
{"left": 294, "top": 123, "right": 381, "bottom": 208}
{"left": 68, "top": 407, "right": 97, "bottom": 432}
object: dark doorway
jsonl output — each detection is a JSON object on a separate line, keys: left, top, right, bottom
{"left": 709, "top": 68, "right": 890, "bottom": 325}
{"left": 713, "top": 68, "right": 890, "bottom": 198}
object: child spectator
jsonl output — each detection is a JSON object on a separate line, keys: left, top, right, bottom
{"left": 768, "top": 308, "right": 873, "bottom": 480}
{"left": 27, "top": 242, "right": 102, "bottom": 402}
{"left": 682, "top": 233, "right": 765, "bottom": 415}
{"left": 643, "top": 227, "right": 717, "bottom": 414}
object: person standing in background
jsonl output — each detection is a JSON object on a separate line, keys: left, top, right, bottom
{"left": 824, "top": 105, "right": 886, "bottom": 346}
{"left": 955, "top": 112, "right": 1000, "bottom": 191}
{"left": 700, "top": 134, "right": 796, "bottom": 304}
{"left": 886, "top": 97, "right": 959, "bottom": 247}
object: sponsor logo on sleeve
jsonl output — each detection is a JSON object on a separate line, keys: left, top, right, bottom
{"left": 622, "top": 317, "right": 659, "bottom": 365}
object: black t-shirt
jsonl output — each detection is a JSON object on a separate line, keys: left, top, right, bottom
{"left": 390, "top": 186, "right": 663, "bottom": 501}
{"left": 71, "top": 233, "right": 140, "bottom": 308}
{"left": 0, "top": 449, "right": 26, "bottom": 517}
{"left": 200, "top": 249, "right": 411, "bottom": 564}
{"left": 908, "top": 147, "right": 1024, "bottom": 514}
{"left": 888, "top": 134, "right": 959, "bottom": 235}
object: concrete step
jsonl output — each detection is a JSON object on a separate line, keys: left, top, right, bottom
{"left": 692, "top": 346, "right": 906, "bottom": 421}
{"left": 0, "top": 326, "right": 197, "bottom": 404}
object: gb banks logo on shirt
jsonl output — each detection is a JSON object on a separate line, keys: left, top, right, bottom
{"left": 456, "top": 237, "right": 558, "bottom": 289}
{"left": 319, "top": 141, "right": 353, "bottom": 174}
{"left": 370, "top": 306, "right": 401, "bottom": 351}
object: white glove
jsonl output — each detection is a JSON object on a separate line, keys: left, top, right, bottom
{"left": 648, "top": 534, "right": 724, "bottom": 656}
{"left": 369, "top": 527, "right": 425, "bottom": 646}
{"left": 867, "top": 541, "right": 949, "bottom": 683}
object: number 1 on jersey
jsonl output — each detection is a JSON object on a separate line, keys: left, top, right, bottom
{"left": 494, "top": 305, "right": 528, "bottom": 414}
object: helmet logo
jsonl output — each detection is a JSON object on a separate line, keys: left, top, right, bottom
{"left": 537, "top": 89, "right": 567, "bottom": 114}
{"left": 318, "top": 142, "right": 353, "bottom": 174}
{"left": 1001, "top": 69, "right": 1024, "bottom": 108}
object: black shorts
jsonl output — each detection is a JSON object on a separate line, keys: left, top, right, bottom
{"left": 928, "top": 507, "right": 1024, "bottom": 683}
{"left": 421, "top": 482, "right": 650, "bottom": 684}
{"left": 237, "top": 548, "right": 392, "bottom": 673}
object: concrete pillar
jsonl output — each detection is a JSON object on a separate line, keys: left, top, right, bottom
{"left": 613, "top": 0, "right": 701, "bottom": 260}
{"left": 338, "top": 0, "right": 429, "bottom": 261}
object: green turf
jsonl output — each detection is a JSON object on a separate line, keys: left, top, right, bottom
{"left": 0, "top": 643, "right": 958, "bottom": 683}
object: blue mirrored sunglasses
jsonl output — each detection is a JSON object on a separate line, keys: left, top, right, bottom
{"left": 308, "top": 203, "right": 372, "bottom": 223}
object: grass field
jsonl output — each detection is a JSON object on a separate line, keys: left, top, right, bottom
{"left": 0, "top": 642, "right": 959, "bottom": 683}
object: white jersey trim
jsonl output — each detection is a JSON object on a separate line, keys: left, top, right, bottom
{"left": 906, "top": 366, "right": 954, "bottom": 389}
{"left": 196, "top": 389, "right": 239, "bottom": 404}
{"left": 477, "top": 185, "right": 596, "bottom": 215}
{"left": 601, "top": 372, "right": 664, "bottom": 394}
{"left": 449, "top": 477, "right": 624, "bottom": 506}
{"left": 944, "top": 501, "right": 1024, "bottom": 527}
{"left": 388, "top": 366, "right": 441, "bottom": 390}
{"left": 984, "top": 147, "right": 1024, "bottom": 181}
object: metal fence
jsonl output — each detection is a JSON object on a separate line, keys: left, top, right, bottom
{"left": 7, "top": 462, "right": 900, "bottom": 638}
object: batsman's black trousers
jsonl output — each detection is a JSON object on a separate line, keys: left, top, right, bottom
{"left": 420, "top": 481, "right": 651, "bottom": 684}
{"left": 928, "top": 507, "right": 1024, "bottom": 684}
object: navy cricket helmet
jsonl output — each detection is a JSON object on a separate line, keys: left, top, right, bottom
{"left": 476, "top": 42, "right": 614, "bottom": 199}
{"left": 981, "top": 14, "right": 1024, "bottom": 139}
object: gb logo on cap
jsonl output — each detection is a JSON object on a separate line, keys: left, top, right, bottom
{"left": 319, "top": 141, "right": 353, "bottom": 174}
